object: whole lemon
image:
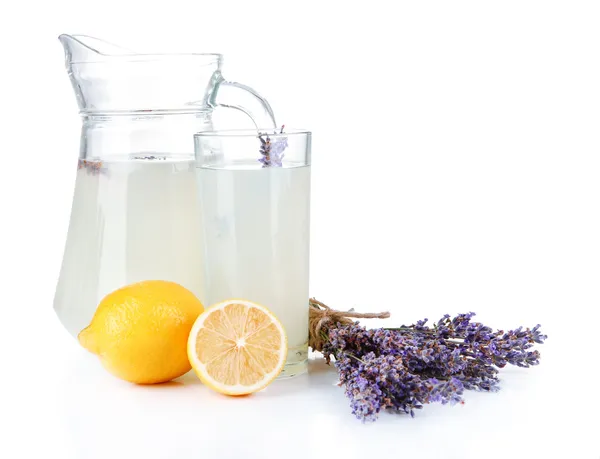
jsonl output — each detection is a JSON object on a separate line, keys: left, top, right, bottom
{"left": 78, "top": 280, "right": 204, "bottom": 384}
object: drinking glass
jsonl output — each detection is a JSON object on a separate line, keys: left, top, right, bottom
{"left": 195, "top": 129, "right": 311, "bottom": 377}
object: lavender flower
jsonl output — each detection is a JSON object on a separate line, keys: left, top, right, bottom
{"left": 258, "top": 126, "right": 288, "bottom": 167}
{"left": 321, "top": 312, "right": 547, "bottom": 422}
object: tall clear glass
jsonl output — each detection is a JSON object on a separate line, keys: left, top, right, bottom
{"left": 195, "top": 129, "right": 311, "bottom": 377}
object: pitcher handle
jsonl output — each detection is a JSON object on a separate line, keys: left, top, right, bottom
{"left": 206, "top": 71, "right": 277, "bottom": 130}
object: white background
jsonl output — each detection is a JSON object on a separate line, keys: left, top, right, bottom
{"left": 1, "top": 1, "right": 599, "bottom": 458}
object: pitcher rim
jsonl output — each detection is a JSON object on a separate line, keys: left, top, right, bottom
{"left": 67, "top": 53, "right": 223, "bottom": 65}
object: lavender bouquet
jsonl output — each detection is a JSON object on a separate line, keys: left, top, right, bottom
{"left": 308, "top": 299, "right": 547, "bottom": 422}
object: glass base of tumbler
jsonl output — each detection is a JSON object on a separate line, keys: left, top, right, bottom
{"left": 277, "top": 342, "right": 308, "bottom": 378}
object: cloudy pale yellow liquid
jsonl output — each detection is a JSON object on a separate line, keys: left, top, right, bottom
{"left": 199, "top": 163, "right": 311, "bottom": 377}
{"left": 54, "top": 158, "right": 206, "bottom": 336}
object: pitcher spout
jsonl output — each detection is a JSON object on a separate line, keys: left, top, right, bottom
{"left": 58, "top": 34, "right": 135, "bottom": 65}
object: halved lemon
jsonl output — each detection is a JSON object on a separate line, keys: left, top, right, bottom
{"left": 187, "top": 299, "right": 287, "bottom": 395}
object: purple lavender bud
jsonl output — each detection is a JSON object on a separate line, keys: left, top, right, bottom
{"left": 257, "top": 133, "right": 288, "bottom": 168}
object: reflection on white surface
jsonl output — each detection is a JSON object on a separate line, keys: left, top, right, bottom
{"left": 53, "top": 345, "right": 564, "bottom": 459}
{"left": 2, "top": 307, "right": 594, "bottom": 459}
{"left": 59, "top": 355, "right": 348, "bottom": 459}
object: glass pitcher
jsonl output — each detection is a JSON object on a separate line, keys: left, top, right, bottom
{"left": 54, "top": 34, "right": 276, "bottom": 337}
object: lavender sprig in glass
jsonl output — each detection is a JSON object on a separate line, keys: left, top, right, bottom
{"left": 258, "top": 125, "right": 288, "bottom": 168}
{"left": 309, "top": 299, "right": 547, "bottom": 422}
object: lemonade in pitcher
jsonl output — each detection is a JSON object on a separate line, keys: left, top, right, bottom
{"left": 55, "top": 157, "right": 205, "bottom": 336}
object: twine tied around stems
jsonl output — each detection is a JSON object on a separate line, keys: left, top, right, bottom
{"left": 308, "top": 298, "right": 391, "bottom": 352}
